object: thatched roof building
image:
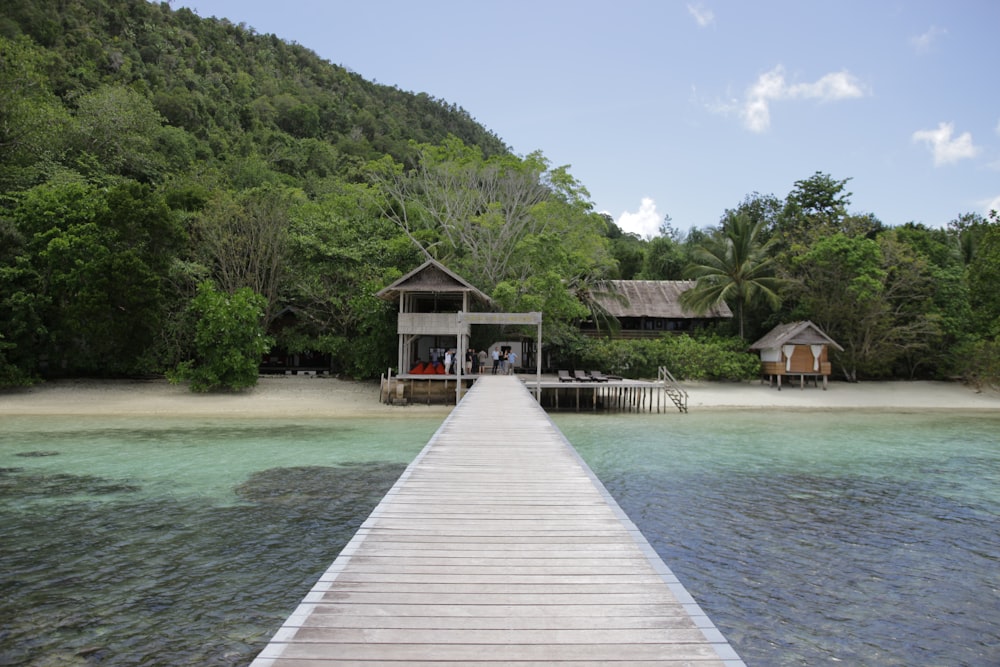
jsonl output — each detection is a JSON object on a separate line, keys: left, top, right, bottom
{"left": 585, "top": 280, "right": 732, "bottom": 336}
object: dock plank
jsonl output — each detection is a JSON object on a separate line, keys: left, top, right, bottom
{"left": 250, "top": 376, "right": 743, "bottom": 666}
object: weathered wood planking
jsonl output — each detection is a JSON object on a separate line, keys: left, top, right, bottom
{"left": 251, "top": 375, "right": 743, "bottom": 666}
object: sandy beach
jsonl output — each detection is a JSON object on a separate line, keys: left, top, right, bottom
{"left": 682, "top": 378, "right": 1000, "bottom": 411}
{"left": 1, "top": 375, "right": 999, "bottom": 417}
{"left": 0, "top": 376, "right": 448, "bottom": 418}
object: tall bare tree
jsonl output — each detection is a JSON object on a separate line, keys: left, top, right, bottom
{"left": 368, "top": 138, "right": 551, "bottom": 285}
{"left": 193, "top": 185, "right": 301, "bottom": 324}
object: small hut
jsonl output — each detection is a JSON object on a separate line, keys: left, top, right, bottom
{"left": 749, "top": 321, "right": 843, "bottom": 389}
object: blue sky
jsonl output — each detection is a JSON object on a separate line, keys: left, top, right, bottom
{"left": 174, "top": 0, "right": 1000, "bottom": 237}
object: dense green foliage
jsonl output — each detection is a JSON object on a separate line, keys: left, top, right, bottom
{"left": 1, "top": 1, "right": 997, "bottom": 389}
{"left": 569, "top": 335, "right": 761, "bottom": 381}
{"left": 169, "top": 281, "right": 272, "bottom": 391}
{"left": 3, "top": 179, "right": 184, "bottom": 377}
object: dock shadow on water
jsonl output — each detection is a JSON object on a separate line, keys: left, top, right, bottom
{"left": 0, "top": 418, "right": 437, "bottom": 667}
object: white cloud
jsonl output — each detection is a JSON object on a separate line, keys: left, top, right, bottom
{"left": 911, "top": 122, "right": 981, "bottom": 165}
{"left": 995, "top": 118, "right": 1000, "bottom": 136}
{"left": 740, "top": 65, "right": 866, "bottom": 132}
{"left": 911, "top": 26, "right": 946, "bottom": 52}
{"left": 687, "top": 3, "right": 714, "bottom": 27}
{"left": 984, "top": 194, "right": 1000, "bottom": 215}
{"left": 696, "top": 83, "right": 739, "bottom": 118}
{"left": 616, "top": 197, "right": 663, "bottom": 239}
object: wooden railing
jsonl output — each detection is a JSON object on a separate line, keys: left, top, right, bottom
{"left": 658, "top": 366, "right": 688, "bottom": 413}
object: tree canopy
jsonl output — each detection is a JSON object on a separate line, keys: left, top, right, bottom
{"left": 0, "top": 0, "right": 997, "bottom": 388}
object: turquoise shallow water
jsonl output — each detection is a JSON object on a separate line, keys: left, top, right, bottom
{"left": 0, "top": 415, "right": 443, "bottom": 666}
{"left": 1, "top": 410, "right": 998, "bottom": 665}
{"left": 0, "top": 416, "right": 439, "bottom": 504}
{"left": 553, "top": 410, "right": 1000, "bottom": 666}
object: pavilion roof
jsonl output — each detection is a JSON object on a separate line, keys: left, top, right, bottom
{"left": 376, "top": 259, "right": 492, "bottom": 304}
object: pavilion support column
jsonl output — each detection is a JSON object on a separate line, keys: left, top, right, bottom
{"left": 535, "top": 318, "right": 542, "bottom": 401}
{"left": 397, "top": 296, "right": 405, "bottom": 372}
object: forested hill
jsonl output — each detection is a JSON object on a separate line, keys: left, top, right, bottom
{"left": 0, "top": 0, "right": 622, "bottom": 389}
{"left": 0, "top": 0, "right": 508, "bottom": 188}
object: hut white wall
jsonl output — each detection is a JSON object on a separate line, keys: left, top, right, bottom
{"left": 760, "top": 348, "right": 782, "bottom": 363}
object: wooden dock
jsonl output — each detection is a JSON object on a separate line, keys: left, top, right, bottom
{"left": 381, "top": 372, "right": 686, "bottom": 413}
{"left": 251, "top": 375, "right": 742, "bottom": 665}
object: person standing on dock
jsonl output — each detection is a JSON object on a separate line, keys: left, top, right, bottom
{"left": 507, "top": 350, "right": 517, "bottom": 375}
{"left": 478, "top": 348, "right": 488, "bottom": 374}
{"left": 444, "top": 349, "right": 453, "bottom": 375}
{"left": 491, "top": 347, "right": 500, "bottom": 375}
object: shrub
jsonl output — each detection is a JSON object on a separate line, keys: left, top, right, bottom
{"left": 169, "top": 282, "right": 273, "bottom": 392}
{"left": 575, "top": 334, "right": 760, "bottom": 381}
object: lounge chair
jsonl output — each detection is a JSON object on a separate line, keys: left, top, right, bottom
{"left": 589, "top": 370, "right": 609, "bottom": 382}
{"left": 557, "top": 370, "right": 574, "bottom": 382}
{"left": 573, "top": 370, "right": 591, "bottom": 381}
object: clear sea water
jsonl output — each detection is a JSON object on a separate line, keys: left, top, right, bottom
{"left": 1, "top": 410, "right": 998, "bottom": 666}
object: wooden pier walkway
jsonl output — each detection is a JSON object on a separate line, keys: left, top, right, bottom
{"left": 251, "top": 376, "right": 743, "bottom": 666}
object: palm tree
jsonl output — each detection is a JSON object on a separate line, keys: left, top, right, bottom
{"left": 680, "top": 211, "right": 784, "bottom": 339}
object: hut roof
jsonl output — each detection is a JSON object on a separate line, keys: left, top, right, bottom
{"left": 376, "top": 259, "right": 492, "bottom": 304}
{"left": 748, "top": 320, "right": 844, "bottom": 351}
{"left": 591, "top": 280, "right": 733, "bottom": 319}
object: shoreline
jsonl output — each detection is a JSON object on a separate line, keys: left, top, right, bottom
{"left": 1, "top": 376, "right": 999, "bottom": 418}
{"left": 680, "top": 379, "right": 1000, "bottom": 412}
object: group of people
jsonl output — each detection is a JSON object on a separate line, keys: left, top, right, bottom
{"left": 487, "top": 346, "right": 516, "bottom": 375}
{"left": 415, "top": 346, "right": 518, "bottom": 376}
{"left": 452, "top": 347, "right": 519, "bottom": 375}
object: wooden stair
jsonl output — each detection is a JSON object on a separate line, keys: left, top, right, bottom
{"left": 659, "top": 366, "right": 688, "bottom": 413}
